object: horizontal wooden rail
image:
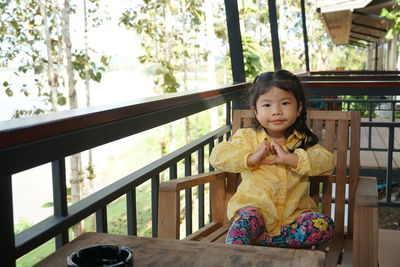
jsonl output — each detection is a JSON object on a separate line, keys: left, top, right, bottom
{"left": 0, "top": 84, "right": 246, "bottom": 176}
{"left": 0, "top": 83, "right": 248, "bottom": 150}
{"left": 303, "top": 80, "right": 400, "bottom": 96}
{"left": 300, "top": 75, "right": 400, "bottom": 81}
{"left": 309, "top": 70, "right": 400, "bottom": 75}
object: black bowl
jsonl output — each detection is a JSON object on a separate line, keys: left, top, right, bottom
{"left": 67, "top": 244, "right": 133, "bottom": 267}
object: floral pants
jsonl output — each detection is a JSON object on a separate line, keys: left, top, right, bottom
{"left": 225, "top": 207, "right": 334, "bottom": 248}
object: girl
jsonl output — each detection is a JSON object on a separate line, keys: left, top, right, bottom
{"left": 210, "top": 70, "right": 335, "bottom": 248}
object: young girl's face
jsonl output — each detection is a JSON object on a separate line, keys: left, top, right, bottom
{"left": 253, "top": 86, "right": 302, "bottom": 139}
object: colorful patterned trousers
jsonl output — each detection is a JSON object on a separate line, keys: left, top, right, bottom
{"left": 225, "top": 207, "right": 334, "bottom": 248}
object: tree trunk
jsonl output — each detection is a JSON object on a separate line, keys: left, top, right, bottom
{"left": 83, "top": 0, "right": 97, "bottom": 232}
{"left": 205, "top": 0, "right": 219, "bottom": 130}
{"left": 62, "top": 0, "right": 82, "bottom": 237}
{"left": 39, "top": 0, "right": 58, "bottom": 111}
{"left": 181, "top": 0, "right": 190, "bottom": 144}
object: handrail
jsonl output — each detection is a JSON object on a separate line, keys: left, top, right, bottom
{"left": 300, "top": 75, "right": 400, "bottom": 81}
{"left": 303, "top": 80, "right": 400, "bottom": 96}
{"left": 0, "top": 83, "right": 248, "bottom": 149}
{"left": 0, "top": 83, "right": 248, "bottom": 175}
{"left": 309, "top": 70, "right": 400, "bottom": 75}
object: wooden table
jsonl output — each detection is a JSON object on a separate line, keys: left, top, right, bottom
{"left": 35, "top": 232, "right": 326, "bottom": 267}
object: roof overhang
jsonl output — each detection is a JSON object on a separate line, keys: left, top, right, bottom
{"left": 317, "top": 0, "right": 396, "bottom": 45}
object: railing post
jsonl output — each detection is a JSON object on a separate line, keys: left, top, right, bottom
{"left": 391, "top": 100, "right": 396, "bottom": 122}
{"left": 386, "top": 127, "right": 394, "bottom": 202}
{"left": 96, "top": 207, "right": 108, "bottom": 233}
{"left": 151, "top": 174, "right": 159, "bottom": 237}
{"left": 169, "top": 164, "right": 177, "bottom": 180}
{"left": 209, "top": 141, "right": 215, "bottom": 172}
{"left": 198, "top": 148, "right": 205, "bottom": 228}
{"left": 52, "top": 159, "right": 69, "bottom": 248}
{"left": 226, "top": 101, "right": 232, "bottom": 140}
{"left": 126, "top": 190, "right": 137, "bottom": 236}
{"left": 184, "top": 155, "right": 192, "bottom": 236}
{"left": 0, "top": 173, "right": 16, "bottom": 267}
{"left": 368, "top": 102, "right": 372, "bottom": 149}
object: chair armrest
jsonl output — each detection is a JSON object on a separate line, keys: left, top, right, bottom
{"left": 158, "top": 171, "right": 234, "bottom": 239}
{"left": 355, "top": 176, "right": 378, "bottom": 207}
{"left": 353, "top": 176, "right": 378, "bottom": 267}
{"left": 159, "top": 171, "right": 229, "bottom": 192}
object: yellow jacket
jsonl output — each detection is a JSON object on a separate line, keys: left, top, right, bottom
{"left": 210, "top": 128, "right": 335, "bottom": 236}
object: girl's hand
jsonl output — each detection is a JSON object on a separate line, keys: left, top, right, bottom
{"left": 247, "top": 140, "right": 276, "bottom": 167}
{"left": 264, "top": 140, "right": 299, "bottom": 168}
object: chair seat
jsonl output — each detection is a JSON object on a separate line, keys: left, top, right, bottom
{"left": 183, "top": 222, "right": 354, "bottom": 266}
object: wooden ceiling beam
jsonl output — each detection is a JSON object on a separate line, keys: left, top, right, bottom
{"left": 349, "top": 41, "right": 368, "bottom": 48}
{"left": 352, "top": 21, "right": 387, "bottom": 32}
{"left": 353, "top": 10, "right": 392, "bottom": 22}
{"left": 350, "top": 35, "right": 375, "bottom": 42}
{"left": 350, "top": 29, "right": 380, "bottom": 39}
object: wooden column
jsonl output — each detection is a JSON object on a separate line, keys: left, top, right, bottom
{"left": 268, "top": 0, "right": 281, "bottom": 70}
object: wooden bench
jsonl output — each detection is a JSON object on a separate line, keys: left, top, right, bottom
{"left": 158, "top": 110, "right": 378, "bottom": 267}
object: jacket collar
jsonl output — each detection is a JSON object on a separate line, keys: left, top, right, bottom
{"left": 260, "top": 129, "right": 304, "bottom": 151}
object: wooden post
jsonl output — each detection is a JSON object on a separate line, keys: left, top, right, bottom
{"left": 353, "top": 177, "right": 378, "bottom": 267}
{"left": 158, "top": 191, "right": 180, "bottom": 239}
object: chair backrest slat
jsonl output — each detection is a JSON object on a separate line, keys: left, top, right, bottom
{"left": 325, "top": 120, "right": 336, "bottom": 152}
{"left": 334, "top": 120, "right": 349, "bottom": 239}
{"left": 232, "top": 110, "right": 255, "bottom": 133}
{"left": 308, "top": 110, "right": 360, "bottom": 238}
{"left": 347, "top": 112, "right": 361, "bottom": 237}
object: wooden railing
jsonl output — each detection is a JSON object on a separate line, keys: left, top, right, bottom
{"left": 0, "top": 83, "right": 247, "bottom": 266}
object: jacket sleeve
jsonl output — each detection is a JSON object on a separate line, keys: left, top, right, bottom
{"left": 290, "top": 143, "right": 335, "bottom": 176}
{"left": 209, "top": 129, "right": 255, "bottom": 173}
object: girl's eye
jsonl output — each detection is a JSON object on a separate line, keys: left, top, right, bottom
{"left": 282, "top": 101, "right": 290, "bottom": 105}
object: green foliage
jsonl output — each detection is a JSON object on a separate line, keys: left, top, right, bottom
{"left": 380, "top": 1, "right": 400, "bottom": 40}
{"left": 342, "top": 95, "right": 378, "bottom": 118}
{"left": 120, "top": 0, "right": 206, "bottom": 94}
{"left": 41, "top": 202, "right": 54, "bottom": 208}
{"left": 242, "top": 36, "right": 262, "bottom": 80}
{"left": 12, "top": 108, "right": 45, "bottom": 119}
{"left": 72, "top": 51, "right": 109, "bottom": 83}
{"left": 85, "top": 164, "right": 96, "bottom": 180}
{"left": 14, "top": 218, "right": 33, "bottom": 234}
{"left": 1, "top": 0, "right": 110, "bottom": 119}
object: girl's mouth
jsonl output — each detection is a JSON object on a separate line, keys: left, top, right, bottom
{"left": 270, "top": 120, "right": 285, "bottom": 124}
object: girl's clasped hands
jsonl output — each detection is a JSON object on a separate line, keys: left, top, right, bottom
{"left": 247, "top": 140, "right": 299, "bottom": 168}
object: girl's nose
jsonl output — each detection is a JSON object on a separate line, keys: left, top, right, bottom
{"left": 272, "top": 106, "right": 282, "bottom": 115}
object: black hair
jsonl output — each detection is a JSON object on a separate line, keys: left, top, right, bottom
{"left": 248, "top": 69, "right": 318, "bottom": 151}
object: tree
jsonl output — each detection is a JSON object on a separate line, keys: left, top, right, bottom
{"left": 120, "top": 0, "right": 206, "bottom": 158}
{"left": 0, "top": 0, "right": 109, "bottom": 238}
{"left": 381, "top": 1, "right": 400, "bottom": 40}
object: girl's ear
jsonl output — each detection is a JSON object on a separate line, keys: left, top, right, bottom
{"left": 297, "top": 102, "right": 303, "bottom": 116}
{"left": 252, "top": 106, "right": 258, "bottom": 119}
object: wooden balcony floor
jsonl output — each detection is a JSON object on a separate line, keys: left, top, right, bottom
{"left": 379, "top": 229, "right": 400, "bottom": 267}
{"left": 358, "top": 118, "right": 400, "bottom": 170}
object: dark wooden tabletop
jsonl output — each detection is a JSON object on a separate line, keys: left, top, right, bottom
{"left": 35, "top": 232, "right": 326, "bottom": 267}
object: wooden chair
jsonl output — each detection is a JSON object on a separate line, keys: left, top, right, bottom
{"left": 158, "top": 110, "right": 378, "bottom": 267}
